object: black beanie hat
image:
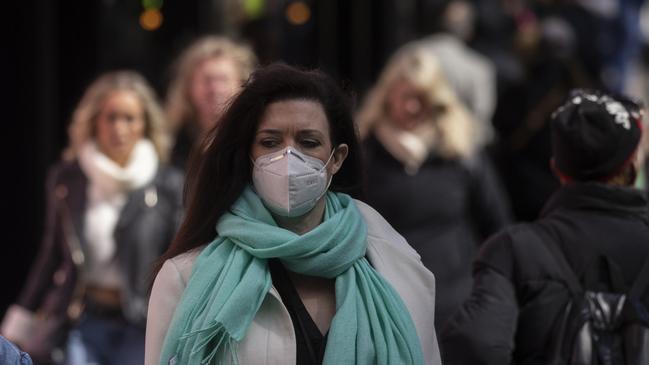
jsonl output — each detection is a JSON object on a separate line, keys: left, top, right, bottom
{"left": 551, "top": 89, "right": 643, "bottom": 181}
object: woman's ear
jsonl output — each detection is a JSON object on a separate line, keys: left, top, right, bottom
{"left": 330, "top": 144, "right": 349, "bottom": 175}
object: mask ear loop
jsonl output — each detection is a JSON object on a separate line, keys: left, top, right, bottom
{"left": 319, "top": 145, "right": 339, "bottom": 172}
{"left": 320, "top": 145, "right": 341, "bottom": 195}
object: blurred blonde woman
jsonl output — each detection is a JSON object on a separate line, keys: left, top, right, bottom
{"left": 165, "top": 35, "right": 257, "bottom": 169}
{"left": 1, "top": 71, "right": 184, "bottom": 365}
{"left": 357, "top": 45, "right": 512, "bottom": 331}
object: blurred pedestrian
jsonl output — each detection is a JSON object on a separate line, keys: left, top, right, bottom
{"left": 165, "top": 35, "right": 257, "bottom": 170}
{"left": 441, "top": 89, "right": 649, "bottom": 364}
{"left": 1, "top": 71, "right": 184, "bottom": 365}
{"left": 356, "top": 45, "right": 512, "bottom": 330}
{"left": 413, "top": 0, "right": 497, "bottom": 145}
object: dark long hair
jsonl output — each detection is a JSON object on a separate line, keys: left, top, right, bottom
{"left": 155, "top": 63, "right": 364, "bottom": 272}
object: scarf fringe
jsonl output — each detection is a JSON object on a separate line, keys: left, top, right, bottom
{"left": 202, "top": 335, "right": 238, "bottom": 365}
{"left": 177, "top": 322, "right": 239, "bottom": 364}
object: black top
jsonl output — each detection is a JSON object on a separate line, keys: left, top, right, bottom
{"left": 170, "top": 125, "right": 194, "bottom": 171}
{"left": 269, "top": 259, "right": 328, "bottom": 365}
{"left": 363, "top": 135, "right": 512, "bottom": 329}
{"left": 538, "top": 182, "right": 649, "bottom": 283}
{"left": 441, "top": 183, "right": 649, "bottom": 365}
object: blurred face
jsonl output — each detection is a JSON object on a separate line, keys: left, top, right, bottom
{"left": 95, "top": 90, "right": 146, "bottom": 166}
{"left": 386, "top": 79, "right": 430, "bottom": 130}
{"left": 251, "top": 99, "right": 348, "bottom": 178}
{"left": 190, "top": 56, "right": 241, "bottom": 131}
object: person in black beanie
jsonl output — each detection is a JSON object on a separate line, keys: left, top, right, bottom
{"left": 551, "top": 90, "right": 643, "bottom": 183}
{"left": 440, "top": 89, "right": 649, "bottom": 364}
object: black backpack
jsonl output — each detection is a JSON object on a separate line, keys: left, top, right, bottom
{"left": 535, "top": 226, "right": 649, "bottom": 365}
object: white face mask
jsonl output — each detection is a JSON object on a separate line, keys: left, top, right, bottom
{"left": 252, "top": 146, "right": 336, "bottom": 217}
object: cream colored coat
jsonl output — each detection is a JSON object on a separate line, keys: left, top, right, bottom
{"left": 145, "top": 200, "right": 442, "bottom": 365}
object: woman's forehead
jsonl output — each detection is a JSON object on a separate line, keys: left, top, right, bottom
{"left": 101, "top": 89, "right": 143, "bottom": 111}
{"left": 257, "top": 99, "right": 329, "bottom": 132}
{"left": 389, "top": 78, "right": 420, "bottom": 93}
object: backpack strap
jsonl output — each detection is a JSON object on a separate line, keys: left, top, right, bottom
{"left": 527, "top": 224, "right": 584, "bottom": 297}
{"left": 532, "top": 223, "right": 649, "bottom": 300}
{"left": 628, "top": 253, "right": 649, "bottom": 300}
{"left": 514, "top": 224, "right": 583, "bottom": 365}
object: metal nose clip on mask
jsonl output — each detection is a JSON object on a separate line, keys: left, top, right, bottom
{"left": 252, "top": 146, "right": 335, "bottom": 217}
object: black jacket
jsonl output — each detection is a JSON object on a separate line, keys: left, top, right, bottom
{"left": 363, "top": 136, "right": 512, "bottom": 329}
{"left": 440, "top": 182, "right": 649, "bottom": 365}
{"left": 16, "top": 160, "right": 184, "bottom": 327}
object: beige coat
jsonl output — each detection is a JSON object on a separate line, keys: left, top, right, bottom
{"left": 145, "top": 200, "right": 442, "bottom": 365}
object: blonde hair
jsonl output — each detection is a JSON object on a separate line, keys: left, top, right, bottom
{"left": 63, "top": 70, "right": 170, "bottom": 161}
{"left": 356, "top": 45, "right": 479, "bottom": 159}
{"left": 165, "top": 36, "right": 257, "bottom": 132}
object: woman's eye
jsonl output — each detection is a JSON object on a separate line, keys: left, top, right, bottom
{"left": 300, "top": 139, "right": 321, "bottom": 148}
{"left": 260, "top": 139, "right": 279, "bottom": 148}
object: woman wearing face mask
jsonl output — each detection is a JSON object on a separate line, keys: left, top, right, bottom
{"left": 1, "top": 71, "right": 184, "bottom": 365}
{"left": 145, "top": 64, "right": 442, "bottom": 365}
{"left": 356, "top": 46, "right": 512, "bottom": 331}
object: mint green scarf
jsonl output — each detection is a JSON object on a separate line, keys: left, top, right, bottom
{"left": 160, "top": 187, "right": 424, "bottom": 364}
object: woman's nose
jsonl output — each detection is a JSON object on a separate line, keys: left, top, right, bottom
{"left": 111, "top": 118, "right": 133, "bottom": 136}
{"left": 285, "top": 140, "right": 307, "bottom": 154}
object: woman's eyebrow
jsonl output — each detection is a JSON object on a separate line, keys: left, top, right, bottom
{"left": 297, "top": 129, "right": 325, "bottom": 137}
{"left": 256, "top": 129, "right": 282, "bottom": 135}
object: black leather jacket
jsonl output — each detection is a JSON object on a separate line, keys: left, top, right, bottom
{"left": 16, "top": 160, "right": 184, "bottom": 327}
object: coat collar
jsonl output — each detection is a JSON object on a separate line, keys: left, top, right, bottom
{"left": 540, "top": 182, "right": 649, "bottom": 225}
